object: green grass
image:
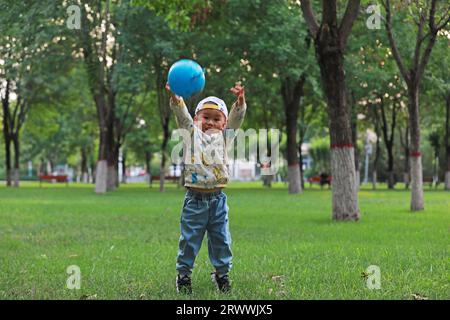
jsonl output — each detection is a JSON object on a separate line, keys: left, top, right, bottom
{"left": 0, "top": 181, "right": 448, "bottom": 300}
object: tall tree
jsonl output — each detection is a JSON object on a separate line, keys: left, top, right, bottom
{"left": 424, "top": 35, "right": 450, "bottom": 190}
{"left": 382, "top": 0, "right": 450, "bottom": 210}
{"left": 301, "top": 0, "right": 361, "bottom": 220}
{"left": 79, "top": 0, "right": 117, "bottom": 193}
{"left": 78, "top": 0, "right": 150, "bottom": 192}
{"left": 398, "top": 111, "right": 410, "bottom": 189}
{"left": 0, "top": 0, "right": 68, "bottom": 187}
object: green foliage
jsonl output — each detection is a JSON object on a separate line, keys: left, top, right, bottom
{"left": 307, "top": 136, "right": 330, "bottom": 176}
{"left": 133, "top": 0, "right": 208, "bottom": 31}
{"left": 0, "top": 0, "right": 448, "bottom": 183}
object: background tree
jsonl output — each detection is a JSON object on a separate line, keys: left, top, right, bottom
{"left": 424, "top": 35, "right": 450, "bottom": 190}
{"left": 301, "top": 0, "right": 361, "bottom": 220}
{"left": 0, "top": 0, "right": 69, "bottom": 187}
{"left": 382, "top": 0, "right": 450, "bottom": 210}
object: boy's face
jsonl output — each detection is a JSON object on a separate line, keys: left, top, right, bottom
{"left": 194, "top": 108, "right": 227, "bottom": 133}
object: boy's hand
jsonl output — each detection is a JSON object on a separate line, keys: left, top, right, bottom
{"left": 230, "top": 82, "right": 245, "bottom": 106}
{"left": 166, "top": 83, "right": 182, "bottom": 104}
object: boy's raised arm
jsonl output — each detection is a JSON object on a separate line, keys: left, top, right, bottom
{"left": 227, "top": 83, "right": 247, "bottom": 130}
{"left": 166, "top": 84, "right": 193, "bottom": 130}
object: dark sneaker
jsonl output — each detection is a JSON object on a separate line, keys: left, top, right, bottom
{"left": 176, "top": 274, "right": 192, "bottom": 294}
{"left": 211, "top": 272, "right": 231, "bottom": 293}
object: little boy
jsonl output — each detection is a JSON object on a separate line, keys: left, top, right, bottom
{"left": 166, "top": 82, "right": 247, "bottom": 294}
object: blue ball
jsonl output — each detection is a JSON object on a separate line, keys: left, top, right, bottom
{"left": 168, "top": 59, "right": 205, "bottom": 99}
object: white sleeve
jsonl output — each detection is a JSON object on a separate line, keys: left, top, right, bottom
{"left": 226, "top": 102, "right": 247, "bottom": 130}
{"left": 169, "top": 97, "right": 194, "bottom": 130}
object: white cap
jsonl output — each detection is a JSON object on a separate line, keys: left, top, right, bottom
{"left": 195, "top": 96, "right": 228, "bottom": 119}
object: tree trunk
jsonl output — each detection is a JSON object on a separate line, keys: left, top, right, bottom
{"left": 372, "top": 108, "right": 381, "bottom": 190}
{"left": 330, "top": 147, "right": 359, "bottom": 220}
{"left": 159, "top": 156, "right": 166, "bottom": 192}
{"left": 81, "top": 147, "right": 89, "bottom": 183}
{"left": 159, "top": 133, "right": 169, "bottom": 193}
{"left": 316, "top": 27, "right": 360, "bottom": 220}
{"left": 287, "top": 165, "right": 301, "bottom": 194}
{"left": 145, "top": 150, "right": 152, "bottom": 187}
{"left": 299, "top": 148, "right": 305, "bottom": 190}
{"left": 4, "top": 136, "right": 12, "bottom": 187}
{"left": 107, "top": 145, "right": 118, "bottom": 190}
{"left": 121, "top": 150, "right": 127, "bottom": 184}
{"left": 445, "top": 94, "right": 450, "bottom": 190}
{"left": 387, "top": 149, "right": 395, "bottom": 189}
{"left": 107, "top": 165, "right": 117, "bottom": 190}
{"left": 91, "top": 162, "right": 96, "bottom": 184}
{"left": 354, "top": 143, "right": 360, "bottom": 188}
{"left": 106, "top": 114, "right": 117, "bottom": 191}
{"left": 408, "top": 86, "right": 424, "bottom": 211}
{"left": 2, "top": 80, "right": 12, "bottom": 187}
{"left": 12, "top": 135, "right": 20, "bottom": 187}
{"left": 379, "top": 97, "right": 397, "bottom": 189}
{"left": 281, "top": 76, "right": 305, "bottom": 194}
{"left": 94, "top": 96, "right": 109, "bottom": 194}
{"left": 404, "top": 125, "right": 410, "bottom": 189}
{"left": 91, "top": 101, "right": 114, "bottom": 193}
{"left": 95, "top": 160, "right": 108, "bottom": 193}
{"left": 350, "top": 91, "right": 360, "bottom": 189}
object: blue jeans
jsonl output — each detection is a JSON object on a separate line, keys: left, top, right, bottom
{"left": 176, "top": 189, "right": 232, "bottom": 276}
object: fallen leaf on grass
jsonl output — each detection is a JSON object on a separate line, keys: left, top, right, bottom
{"left": 276, "top": 290, "right": 287, "bottom": 297}
{"left": 411, "top": 293, "right": 428, "bottom": 300}
{"left": 271, "top": 275, "right": 285, "bottom": 283}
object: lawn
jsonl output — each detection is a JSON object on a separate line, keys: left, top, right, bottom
{"left": 0, "top": 181, "right": 448, "bottom": 300}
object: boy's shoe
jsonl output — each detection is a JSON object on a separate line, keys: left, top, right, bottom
{"left": 176, "top": 274, "right": 192, "bottom": 294}
{"left": 211, "top": 272, "right": 231, "bottom": 293}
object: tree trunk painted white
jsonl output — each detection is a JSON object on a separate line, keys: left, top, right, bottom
{"left": 445, "top": 171, "right": 450, "bottom": 190}
{"left": 287, "top": 165, "right": 302, "bottom": 194}
{"left": 13, "top": 168, "right": 19, "bottom": 187}
{"left": 107, "top": 165, "right": 117, "bottom": 191}
{"left": 331, "top": 147, "right": 360, "bottom": 221}
{"left": 95, "top": 160, "right": 108, "bottom": 194}
{"left": 408, "top": 87, "right": 424, "bottom": 211}
{"left": 410, "top": 156, "right": 424, "bottom": 211}
{"left": 82, "top": 172, "right": 89, "bottom": 183}
{"left": 372, "top": 171, "right": 377, "bottom": 190}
